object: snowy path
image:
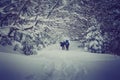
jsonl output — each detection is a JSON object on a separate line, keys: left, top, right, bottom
{"left": 0, "top": 41, "right": 120, "bottom": 80}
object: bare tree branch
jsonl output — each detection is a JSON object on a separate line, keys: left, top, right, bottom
{"left": 24, "top": 26, "right": 33, "bottom": 30}
{"left": 13, "top": 0, "right": 29, "bottom": 25}
{"left": 46, "top": 0, "right": 59, "bottom": 18}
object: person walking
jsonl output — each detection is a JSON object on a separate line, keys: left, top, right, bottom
{"left": 60, "top": 41, "right": 65, "bottom": 50}
{"left": 65, "top": 40, "right": 70, "bottom": 50}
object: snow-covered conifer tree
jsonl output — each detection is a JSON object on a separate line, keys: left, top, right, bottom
{"left": 83, "top": 18, "right": 104, "bottom": 53}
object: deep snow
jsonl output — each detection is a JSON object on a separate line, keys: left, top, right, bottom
{"left": 0, "top": 41, "right": 120, "bottom": 80}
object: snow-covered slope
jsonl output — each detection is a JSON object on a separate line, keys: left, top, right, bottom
{"left": 0, "top": 41, "right": 120, "bottom": 80}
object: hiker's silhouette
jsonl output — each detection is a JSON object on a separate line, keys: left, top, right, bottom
{"left": 60, "top": 41, "right": 65, "bottom": 50}
{"left": 65, "top": 40, "right": 70, "bottom": 50}
{"left": 60, "top": 40, "right": 70, "bottom": 50}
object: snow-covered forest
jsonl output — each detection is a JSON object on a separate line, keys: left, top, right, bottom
{"left": 0, "top": 0, "right": 120, "bottom": 55}
{"left": 0, "top": 0, "right": 120, "bottom": 80}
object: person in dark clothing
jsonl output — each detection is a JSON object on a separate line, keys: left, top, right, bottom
{"left": 65, "top": 40, "right": 70, "bottom": 50}
{"left": 60, "top": 41, "right": 65, "bottom": 50}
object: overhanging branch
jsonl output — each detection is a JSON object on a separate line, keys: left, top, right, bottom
{"left": 46, "top": 0, "right": 59, "bottom": 18}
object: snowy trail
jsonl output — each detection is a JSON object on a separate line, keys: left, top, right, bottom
{"left": 0, "top": 41, "right": 120, "bottom": 80}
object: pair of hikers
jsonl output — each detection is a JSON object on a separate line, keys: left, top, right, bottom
{"left": 60, "top": 40, "right": 70, "bottom": 50}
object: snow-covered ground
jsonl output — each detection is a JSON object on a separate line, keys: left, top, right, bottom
{"left": 0, "top": 41, "right": 120, "bottom": 80}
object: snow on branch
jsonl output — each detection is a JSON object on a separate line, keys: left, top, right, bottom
{"left": 46, "top": 0, "right": 59, "bottom": 18}
{"left": 13, "top": 0, "right": 30, "bottom": 25}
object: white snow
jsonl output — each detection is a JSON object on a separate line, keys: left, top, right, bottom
{"left": 0, "top": 45, "right": 21, "bottom": 54}
{"left": 0, "top": 41, "right": 120, "bottom": 80}
{"left": 0, "top": 27, "right": 10, "bottom": 36}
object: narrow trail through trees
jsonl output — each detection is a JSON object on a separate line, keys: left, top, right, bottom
{"left": 0, "top": 41, "right": 120, "bottom": 80}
